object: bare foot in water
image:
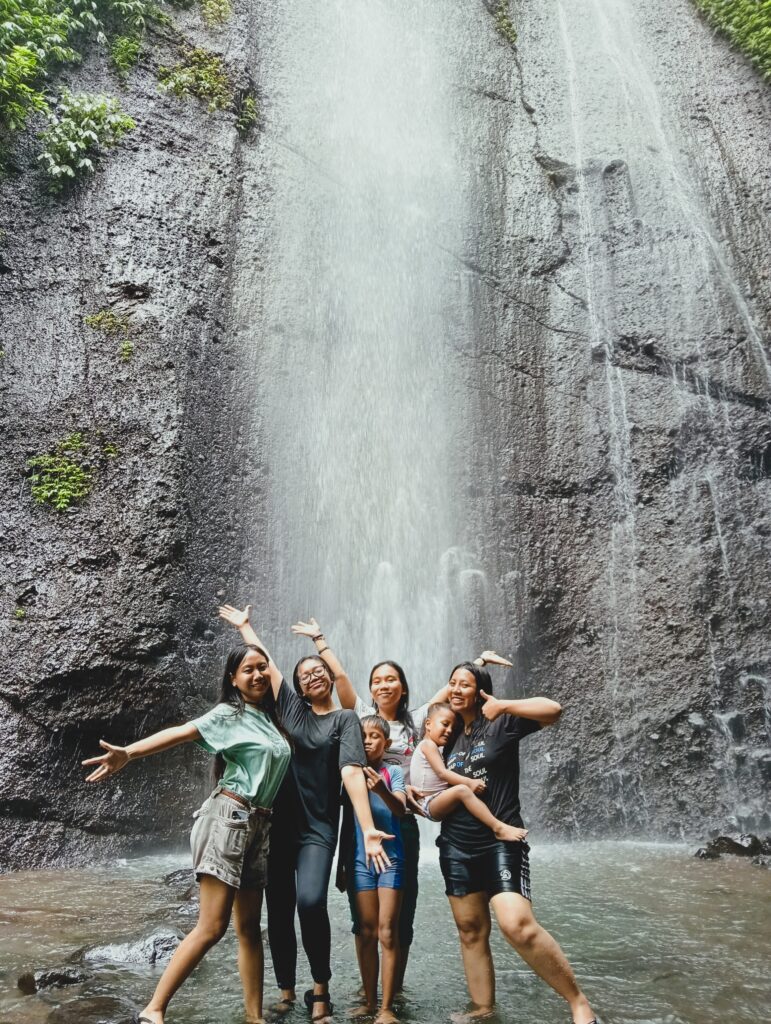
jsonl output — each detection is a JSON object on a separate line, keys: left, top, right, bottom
{"left": 347, "top": 1005, "right": 376, "bottom": 1019}
{"left": 449, "top": 1009, "right": 496, "bottom": 1024}
{"left": 271, "top": 992, "right": 297, "bottom": 1014}
{"left": 374, "top": 1009, "right": 399, "bottom": 1024}
{"left": 138, "top": 1009, "right": 163, "bottom": 1024}
{"left": 492, "top": 822, "right": 528, "bottom": 842}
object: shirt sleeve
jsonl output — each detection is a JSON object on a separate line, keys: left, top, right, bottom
{"left": 192, "top": 704, "right": 240, "bottom": 754}
{"left": 337, "top": 710, "right": 366, "bottom": 768}
{"left": 354, "top": 694, "right": 375, "bottom": 718}
{"left": 411, "top": 703, "right": 429, "bottom": 734}
{"left": 276, "top": 678, "right": 308, "bottom": 730}
{"left": 502, "top": 714, "right": 543, "bottom": 740}
{"left": 388, "top": 764, "right": 405, "bottom": 794}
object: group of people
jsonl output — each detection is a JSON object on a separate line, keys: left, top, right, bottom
{"left": 83, "top": 604, "right": 598, "bottom": 1024}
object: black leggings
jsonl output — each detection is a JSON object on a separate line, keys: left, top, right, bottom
{"left": 267, "top": 832, "right": 335, "bottom": 988}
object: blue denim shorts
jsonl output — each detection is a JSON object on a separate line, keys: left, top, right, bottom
{"left": 353, "top": 859, "right": 404, "bottom": 891}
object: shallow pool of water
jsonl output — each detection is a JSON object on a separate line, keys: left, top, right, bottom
{"left": 0, "top": 842, "right": 768, "bottom": 1024}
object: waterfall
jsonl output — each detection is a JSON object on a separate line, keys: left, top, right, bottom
{"left": 237, "top": 0, "right": 485, "bottom": 695}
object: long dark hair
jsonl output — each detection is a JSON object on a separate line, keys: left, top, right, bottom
{"left": 292, "top": 655, "right": 334, "bottom": 703}
{"left": 368, "top": 660, "right": 417, "bottom": 744}
{"left": 213, "top": 643, "right": 288, "bottom": 783}
{"left": 448, "top": 661, "right": 494, "bottom": 743}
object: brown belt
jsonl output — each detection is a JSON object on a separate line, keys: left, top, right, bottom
{"left": 217, "top": 788, "right": 271, "bottom": 817}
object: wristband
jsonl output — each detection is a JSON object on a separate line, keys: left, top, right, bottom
{"left": 317, "top": 646, "right": 329, "bottom": 655}
{"left": 312, "top": 633, "right": 325, "bottom": 642}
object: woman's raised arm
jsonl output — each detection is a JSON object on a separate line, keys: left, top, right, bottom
{"left": 82, "top": 721, "right": 200, "bottom": 782}
{"left": 291, "top": 617, "right": 359, "bottom": 710}
{"left": 218, "top": 603, "right": 283, "bottom": 700}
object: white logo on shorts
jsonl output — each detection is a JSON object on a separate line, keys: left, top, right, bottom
{"left": 499, "top": 868, "right": 512, "bottom": 881}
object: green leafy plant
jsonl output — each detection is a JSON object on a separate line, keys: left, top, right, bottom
{"left": 0, "top": 0, "right": 79, "bottom": 134}
{"left": 13, "top": 606, "right": 26, "bottom": 620}
{"left": 200, "top": 0, "right": 231, "bottom": 28}
{"left": 494, "top": 0, "right": 517, "bottom": 46}
{"left": 38, "top": 90, "right": 135, "bottom": 190}
{"left": 102, "top": 441, "right": 119, "bottom": 457}
{"left": 119, "top": 339, "right": 134, "bottom": 361}
{"left": 111, "top": 34, "right": 140, "bottom": 76}
{"left": 27, "top": 432, "right": 93, "bottom": 511}
{"left": 158, "top": 47, "right": 232, "bottom": 111}
{"left": 692, "top": 1, "right": 771, "bottom": 79}
{"left": 85, "top": 307, "right": 131, "bottom": 335}
{"left": 235, "top": 91, "right": 258, "bottom": 137}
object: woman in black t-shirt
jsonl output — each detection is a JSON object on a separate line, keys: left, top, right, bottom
{"left": 220, "top": 604, "right": 393, "bottom": 1023}
{"left": 435, "top": 662, "right": 597, "bottom": 1024}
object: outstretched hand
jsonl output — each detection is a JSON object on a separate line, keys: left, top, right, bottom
{"left": 218, "top": 604, "right": 251, "bottom": 629}
{"left": 479, "top": 650, "right": 513, "bottom": 668}
{"left": 291, "top": 618, "right": 321, "bottom": 640}
{"left": 363, "top": 828, "right": 395, "bottom": 873}
{"left": 479, "top": 689, "right": 507, "bottom": 721}
{"left": 82, "top": 740, "right": 130, "bottom": 782}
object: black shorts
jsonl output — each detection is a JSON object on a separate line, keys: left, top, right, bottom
{"left": 439, "top": 839, "right": 532, "bottom": 901}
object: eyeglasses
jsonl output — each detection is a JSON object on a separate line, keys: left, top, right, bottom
{"left": 300, "top": 666, "right": 328, "bottom": 685}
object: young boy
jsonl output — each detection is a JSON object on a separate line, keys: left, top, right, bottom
{"left": 349, "top": 715, "right": 406, "bottom": 1024}
{"left": 410, "top": 703, "right": 529, "bottom": 842}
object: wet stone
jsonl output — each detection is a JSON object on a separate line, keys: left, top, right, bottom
{"left": 83, "top": 930, "right": 180, "bottom": 965}
{"left": 18, "top": 967, "right": 87, "bottom": 994}
{"left": 163, "top": 868, "right": 194, "bottom": 888}
{"left": 694, "top": 833, "right": 764, "bottom": 859}
{"left": 47, "top": 995, "right": 135, "bottom": 1024}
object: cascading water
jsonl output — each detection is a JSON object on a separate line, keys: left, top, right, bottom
{"left": 540, "top": 0, "right": 771, "bottom": 827}
{"left": 236, "top": 0, "right": 488, "bottom": 693}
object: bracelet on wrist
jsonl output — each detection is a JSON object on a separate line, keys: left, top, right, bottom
{"left": 317, "top": 646, "right": 329, "bottom": 655}
{"left": 312, "top": 633, "right": 325, "bottom": 642}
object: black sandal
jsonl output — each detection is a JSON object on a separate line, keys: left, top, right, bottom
{"left": 303, "top": 989, "right": 334, "bottom": 1017}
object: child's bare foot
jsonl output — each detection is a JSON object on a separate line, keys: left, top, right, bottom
{"left": 493, "top": 822, "right": 528, "bottom": 842}
{"left": 347, "top": 1005, "right": 376, "bottom": 1019}
{"left": 374, "top": 1009, "right": 399, "bottom": 1024}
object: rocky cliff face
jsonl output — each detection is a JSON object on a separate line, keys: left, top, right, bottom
{"left": 0, "top": 6, "right": 263, "bottom": 869}
{"left": 459, "top": 0, "right": 771, "bottom": 836}
{"left": 1, "top": 0, "right": 769, "bottom": 870}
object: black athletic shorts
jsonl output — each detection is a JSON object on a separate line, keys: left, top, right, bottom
{"left": 439, "top": 839, "right": 532, "bottom": 901}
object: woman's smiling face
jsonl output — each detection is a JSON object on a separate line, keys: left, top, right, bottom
{"left": 447, "top": 668, "right": 478, "bottom": 715}
{"left": 297, "top": 657, "right": 333, "bottom": 701}
{"left": 232, "top": 650, "right": 271, "bottom": 704}
{"left": 369, "top": 663, "right": 405, "bottom": 714}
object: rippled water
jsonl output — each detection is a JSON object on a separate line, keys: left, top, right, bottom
{"left": 0, "top": 843, "right": 768, "bottom": 1024}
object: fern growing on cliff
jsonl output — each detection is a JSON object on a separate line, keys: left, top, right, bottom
{"left": 693, "top": 0, "right": 771, "bottom": 79}
{"left": 27, "top": 432, "right": 93, "bottom": 511}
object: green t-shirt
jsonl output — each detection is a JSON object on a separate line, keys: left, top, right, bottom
{"left": 193, "top": 702, "right": 291, "bottom": 806}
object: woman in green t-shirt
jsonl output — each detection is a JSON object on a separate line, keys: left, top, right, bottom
{"left": 82, "top": 643, "right": 291, "bottom": 1024}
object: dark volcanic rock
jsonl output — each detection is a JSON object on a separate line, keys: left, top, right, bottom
{"left": 47, "top": 995, "right": 135, "bottom": 1024}
{"left": 83, "top": 930, "right": 180, "bottom": 965}
{"left": 695, "top": 833, "right": 764, "bottom": 859}
{"left": 0, "top": 11, "right": 263, "bottom": 868}
{"left": 163, "top": 868, "right": 195, "bottom": 888}
{"left": 18, "top": 967, "right": 87, "bottom": 994}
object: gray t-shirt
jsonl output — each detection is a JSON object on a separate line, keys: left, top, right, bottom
{"left": 354, "top": 695, "right": 428, "bottom": 785}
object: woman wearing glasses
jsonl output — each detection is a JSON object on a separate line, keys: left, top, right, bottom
{"left": 219, "top": 605, "right": 392, "bottom": 1024}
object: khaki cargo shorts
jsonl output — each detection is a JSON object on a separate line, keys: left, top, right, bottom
{"left": 190, "top": 790, "right": 271, "bottom": 890}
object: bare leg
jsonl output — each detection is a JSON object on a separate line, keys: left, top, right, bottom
{"left": 447, "top": 893, "right": 495, "bottom": 1019}
{"left": 427, "top": 787, "right": 528, "bottom": 843}
{"left": 375, "top": 887, "right": 402, "bottom": 1021}
{"left": 349, "top": 890, "right": 379, "bottom": 1017}
{"left": 233, "top": 887, "right": 265, "bottom": 1023}
{"left": 490, "top": 893, "right": 595, "bottom": 1024}
{"left": 140, "top": 875, "right": 234, "bottom": 1023}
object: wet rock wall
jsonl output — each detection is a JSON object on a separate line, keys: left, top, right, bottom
{"left": 0, "top": 5, "right": 263, "bottom": 868}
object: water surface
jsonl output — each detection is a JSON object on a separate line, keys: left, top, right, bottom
{"left": 1, "top": 842, "right": 768, "bottom": 1023}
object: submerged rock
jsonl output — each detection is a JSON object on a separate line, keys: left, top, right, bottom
{"left": 83, "top": 930, "right": 180, "bottom": 965}
{"left": 18, "top": 967, "right": 87, "bottom": 994}
{"left": 163, "top": 868, "right": 195, "bottom": 888}
{"left": 47, "top": 995, "right": 135, "bottom": 1024}
{"left": 694, "top": 833, "right": 766, "bottom": 859}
